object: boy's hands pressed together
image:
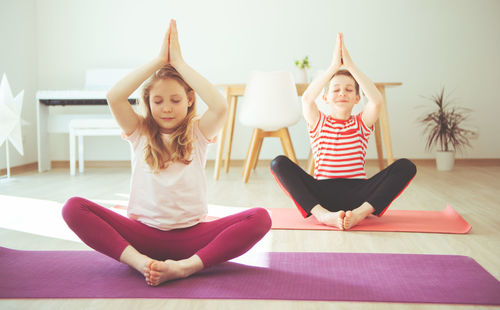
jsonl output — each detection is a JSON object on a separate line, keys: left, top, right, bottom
{"left": 340, "top": 34, "right": 355, "bottom": 70}
{"left": 331, "top": 32, "right": 343, "bottom": 70}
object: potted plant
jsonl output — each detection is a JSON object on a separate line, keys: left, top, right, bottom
{"left": 419, "top": 87, "right": 477, "bottom": 171}
{"left": 294, "top": 56, "right": 310, "bottom": 84}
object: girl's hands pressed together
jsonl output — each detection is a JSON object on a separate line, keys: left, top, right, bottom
{"left": 168, "top": 19, "right": 184, "bottom": 67}
{"left": 158, "top": 23, "right": 171, "bottom": 65}
{"left": 157, "top": 19, "right": 184, "bottom": 67}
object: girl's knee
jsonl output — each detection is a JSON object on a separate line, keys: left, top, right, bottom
{"left": 250, "top": 207, "right": 272, "bottom": 234}
{"left": 62, "top": 196, "right": 88, "bottom": 222}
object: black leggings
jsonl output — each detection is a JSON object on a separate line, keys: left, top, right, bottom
{"left": 270, "top": 155, "right": 417, "bottom": 218}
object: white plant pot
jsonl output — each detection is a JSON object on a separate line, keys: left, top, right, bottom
{"left": 435, "top": 151, "right": 455, "bottom": 171}
{"left": 295, "top": 68, "right": 308, "bottom": 84}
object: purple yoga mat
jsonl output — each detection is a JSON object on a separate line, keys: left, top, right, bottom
{"left": 1, "top": 247, "right": 499, "bottom": 305}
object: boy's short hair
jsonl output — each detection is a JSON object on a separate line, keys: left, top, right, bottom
{"left": 324, "top": 69, "right": 360, "bottom": 95}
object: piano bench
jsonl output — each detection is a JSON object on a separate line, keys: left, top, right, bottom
{"left": 69, "top": 119, "right": 127, "bottom": 176}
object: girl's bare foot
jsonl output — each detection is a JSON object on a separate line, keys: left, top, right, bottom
{"left": 144, "top": 260, "right": 184, "bottom": 286}
{"left": 144, "top": 255, "right": 204, "bottom": 286}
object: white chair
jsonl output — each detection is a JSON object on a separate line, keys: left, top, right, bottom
{"left": 239, "top": 71, "right": 301, "bottom": 183}
{"left": 69, "top": 118, "right": 125, "bottom": 175}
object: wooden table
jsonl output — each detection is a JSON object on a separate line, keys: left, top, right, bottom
{"left": 214, "top": 82, "right": 402, "bottom": 180}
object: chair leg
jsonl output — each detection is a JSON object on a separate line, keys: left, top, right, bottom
{"left": 253, "top": 137, "right": 263, "bottom": 170}
{"left": 279, "top": 128, "right": 298, "bottom": 164}
{"left": 243, "top": 128, "right": 262, "bottom": 183}
{"left": 242, "top": 130, "right": 253, "bottom": 177}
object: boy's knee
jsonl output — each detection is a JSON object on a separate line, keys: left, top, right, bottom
{"left": 270, "top": 155, "right": 289, "bottom": 173}
{"left": 396, "top": 158, "right": 417, "bottom": 177}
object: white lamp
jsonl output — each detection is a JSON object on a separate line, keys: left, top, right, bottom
{"left": 0, "top": 74, "right": 26, "bottom": 179}
{"left": 239, "top": 71, "right": 301, "bottom": 182}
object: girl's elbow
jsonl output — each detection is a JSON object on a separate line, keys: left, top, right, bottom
{"left": 216, "top": 100, "right": 228, "bottom": 118}
{"left": 106, "top": 90, "right": 119, "bottom": 104}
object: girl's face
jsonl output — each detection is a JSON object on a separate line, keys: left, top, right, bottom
{"left": 149, "top": 78, "right": 193, "bottom": 133}
{"left": 326, "top": 75, "right": 360, "bottom": 110}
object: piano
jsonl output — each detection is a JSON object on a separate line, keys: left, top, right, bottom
{"left": 36, "top": 69, "right": 138, "bottom": 172}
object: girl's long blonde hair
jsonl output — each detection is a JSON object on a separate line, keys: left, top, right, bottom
{"left": 138, "top": 65, "right": 196, "bottom": 173}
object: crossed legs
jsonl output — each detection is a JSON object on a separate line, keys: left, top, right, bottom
{"left": 62, "top": 197, "right": 271, "bottom": 286}
{"left": 270, "top": 155, "right": 416, "bottom": 230}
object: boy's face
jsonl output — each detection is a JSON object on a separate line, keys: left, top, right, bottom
{"left": 149, "top": 78, "right": 193, "bottom": 133}
{"left": 325, "top": 75, "right": 360, "bottom": 110}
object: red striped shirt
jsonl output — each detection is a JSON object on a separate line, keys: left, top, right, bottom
{"left": 309, "top": 112, "right": 373, "bottom": 180}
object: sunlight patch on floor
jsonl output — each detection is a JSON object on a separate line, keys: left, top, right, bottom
{"left": 0, "top": 195, "right": 82, "bottom": 243}
{"left": 0, "top": 195, "right": 273, "bottom": 267}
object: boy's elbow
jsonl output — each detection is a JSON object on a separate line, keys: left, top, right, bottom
{"left": 372, "top": 95, "right": 383, "bottom": 108}
{"left": 301, "top": 95, "right": 313, "bottom": 106}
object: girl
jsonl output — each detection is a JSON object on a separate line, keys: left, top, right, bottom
{"left": 62, "top": 20, "right": 271, "bottom": 286}
{"left": 271, "top": 33, "right": 416, "bottom": 230}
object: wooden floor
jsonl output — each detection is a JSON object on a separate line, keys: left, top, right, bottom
{"left": 1, "top": 160, "right": 499, "bottom": 310}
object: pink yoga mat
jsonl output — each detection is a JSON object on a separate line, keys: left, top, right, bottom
{"left": 1, "top": 247, "right": 499, "bottom": 305}
{"left": 270, "top": 205, "right": 471, "bottom": 234}
{"left": 113, "top": 204, "right": 471, "bottom": 234}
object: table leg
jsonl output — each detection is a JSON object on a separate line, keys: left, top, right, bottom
{"left": 377, "top": 86, "right": 394, "bottom": 166}
{"left": 37, "top": 100, "right": 50, "bottom": 172}
{"left": 213, "top": 88, "right": 231, "bottom": 180}
{"left": 224, "top": 96, "right": 237, "bottom": 173}
{"left": 69, "top": 128, "right": 76, "bottom": 176}
{"left": 374, "top": 120, "right": 385, "bottom": 170}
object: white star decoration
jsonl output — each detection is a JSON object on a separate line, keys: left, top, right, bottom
{"left": 0, "top": 74, "right": 25, "bottom": 156}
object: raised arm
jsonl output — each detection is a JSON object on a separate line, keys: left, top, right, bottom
{"left": 341, "top": 36, "right": 383, "bottom": 128}
{"left": 301, "top": 33, "right": 343, "bottom": 128}
{"left": 106, "top": 25, "right": 172, "bottom": 136}
{"left": 168, "top": 20, "right": 227, "bottom": 140}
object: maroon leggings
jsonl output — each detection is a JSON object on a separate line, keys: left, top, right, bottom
{"left": 62, "top": 197, "right": 271, "bottom": 268}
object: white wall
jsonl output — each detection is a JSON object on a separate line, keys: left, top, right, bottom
{"left": 0, "top": 0, "right": 38, "bottom": 170}
{"left": 2, "top": 0, "right": 500, "bottom": 168}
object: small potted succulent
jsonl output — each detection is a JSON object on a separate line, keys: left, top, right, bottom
{"left": 294, "top": 56, "right": 310, "bottom": 84}
{"left": 419, "top": 87, "right": 478, "bottom": 171}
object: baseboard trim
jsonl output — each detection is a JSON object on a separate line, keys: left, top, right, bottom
{"left": 51, "top": 161, "right": 131, "bottom": 168}
{"left": 1, "top": 158, "right": 499, "bottom": 175}
{"left": 0, "top": 162, "right": 38, "bottom": 176}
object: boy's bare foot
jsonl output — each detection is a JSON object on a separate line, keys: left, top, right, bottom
{"left": 343, "top": 210, "right": 364, "bottom": 229}
{"left": 316, "top": 210, "right": 345, "bottom": 230}
{"left": 343, "top": 202, "right": 375, "bottom": 230}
